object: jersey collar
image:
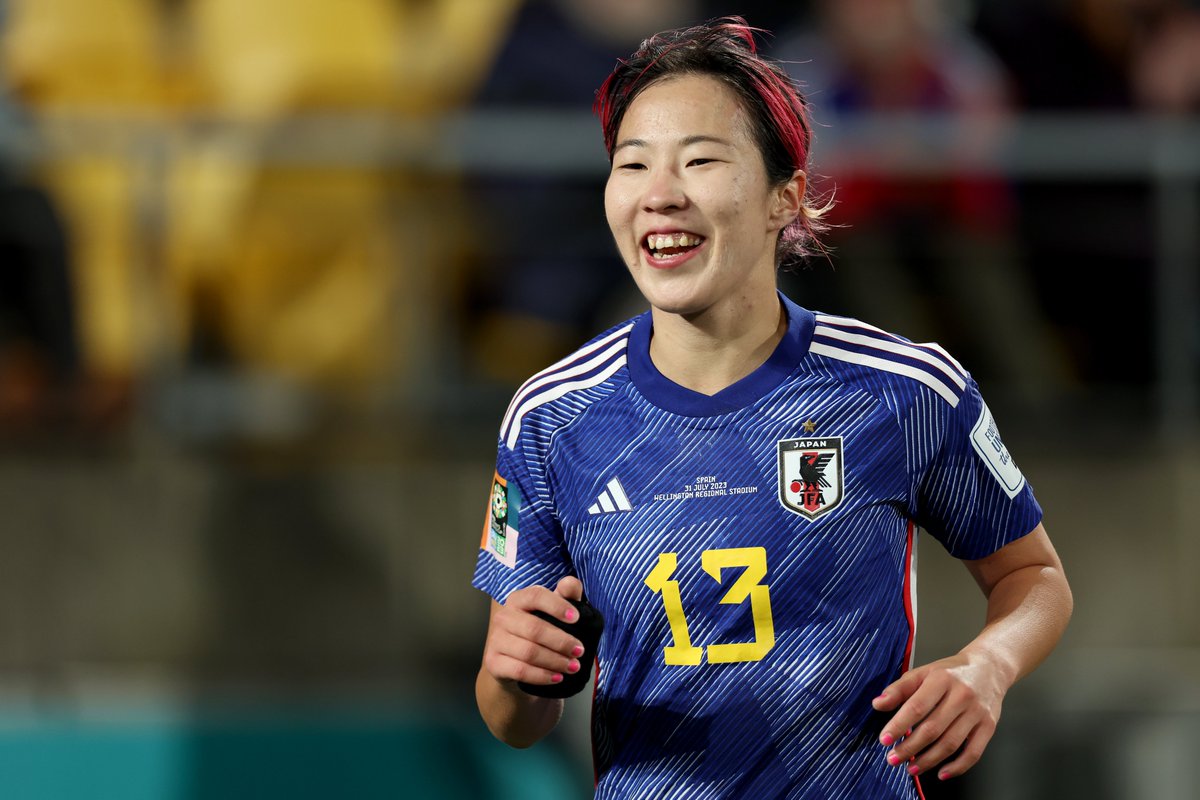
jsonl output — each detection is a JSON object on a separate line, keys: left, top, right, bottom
{"left": 628, "top": 292, "right": 816, "bottom": 417}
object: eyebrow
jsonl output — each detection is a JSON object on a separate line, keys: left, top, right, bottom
{"left": 612, "top": 134, "right": 734, "bottom": 154}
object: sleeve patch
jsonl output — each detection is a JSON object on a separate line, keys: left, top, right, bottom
{"left": 482, "top": 471, "right": 521, "bottom": 568}
{"left": 969, "top": 403, "right": 1026, "bottom": 499}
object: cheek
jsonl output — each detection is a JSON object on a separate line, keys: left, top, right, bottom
{"left": 605, "top": 190, "right": 644, "bottom": 264}
{"left": 721, "top": 174, "right": 774, "bottom": 232}
{"left": 711, "top": 177, "right": 749, "bottom": 227}
{"left": 603, "top": 183, "right": 629, "bottom": 231}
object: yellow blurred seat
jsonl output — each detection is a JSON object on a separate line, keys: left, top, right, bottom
{"left": 188, "top": 0, "right": 401, "bottom": 119}
{"left": 2, "top": 0, "right": 164, "bottom": 108}
{"left": 165, "top": 0, "right": 521, "bottom": 394}
{"left": 186, "top": 0, "right": 521, "bottom": 116}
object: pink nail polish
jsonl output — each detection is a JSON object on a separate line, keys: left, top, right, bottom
{"left": 880, "top": 733, "right": 895, "bottom": 746}
{"left": 938, "top": 771, "right": 951, "bottom": 781}
{"left": 887, "top": 754, "right": 901, "bottom": 766}
{"left": 572, "top": 645, "right": 584, "bottom": 658}
{"left": 567, "top": 660, "right": 580, "bottom": 674}
{"left": 565, "top": 609, "right": 577, "bottom": 622}
{"left": 550, "top": 673, "right": 563, "bottom": 683}
{"left": 907, "top": 765, "right": 920, "bottom": 776}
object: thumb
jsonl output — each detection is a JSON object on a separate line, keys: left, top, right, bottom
{"left": 555, "top": 575, "right": 584, "bottom": 601}
{"left": 872, "top": 665, "right": 927, "bottom": 711}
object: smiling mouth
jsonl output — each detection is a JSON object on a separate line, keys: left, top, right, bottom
{"left": 644, "top": 232, "right": 705, "bottom": 261}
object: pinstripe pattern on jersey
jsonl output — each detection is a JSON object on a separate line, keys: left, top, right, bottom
{"left": 477, "top": 375, "right": 635, "bottom": 601}
{"left": 565, "top": 381, "right": 919, "bottom": 799}
{"left": 814, "top": 313, "right": 967, "bottom": 376}
{"left": 474, "top": 299, "right": 1039, "bottom": 799}
{"left": 811, "top": 315, "right": 967, "bottom": 407}
{"left": 500, "top": 323, "right": 634, "bottom": 449}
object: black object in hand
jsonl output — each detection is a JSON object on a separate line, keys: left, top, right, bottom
{"left": 519, "top": 597, "right": 604, "bottom": 699}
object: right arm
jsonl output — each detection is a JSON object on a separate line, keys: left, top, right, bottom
{"left": 476, "top": 577, "right": 586, "bottom": 748}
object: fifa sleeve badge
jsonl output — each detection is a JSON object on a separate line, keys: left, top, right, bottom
{"left": 482, "top": 471, "right": 521, "bottom": 568}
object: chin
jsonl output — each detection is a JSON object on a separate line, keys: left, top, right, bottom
{"left": 641, "top": 290, "right": 709, "bottom": 318}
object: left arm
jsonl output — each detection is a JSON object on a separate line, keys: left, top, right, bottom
{"left": 871, "top": 522, "right": 1073, "bottom": 781}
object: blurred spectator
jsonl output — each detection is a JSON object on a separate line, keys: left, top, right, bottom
{"left": 977, "top": 0, "right": 1200, "bottom": 113}
{"left": 0, "top": 155, "right": 80, "bottom": 433}
{"left": 974, "top": 0, "right": 1200, "bottom": 388}
{"left": 1132, "top": 2, "right": 1200, "bottom": 112}
{"left": 466, "top": 0, "right": 700, "bottom": 386}
{"left": 777, "top": 0, "right": 1070, "bottom": 406}
{"left": 0, "top": 1, "right": 129, "bottom": 436}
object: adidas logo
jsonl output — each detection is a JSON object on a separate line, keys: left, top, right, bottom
{"left": 588, "top": 477, "right": 633, "bottom": 515}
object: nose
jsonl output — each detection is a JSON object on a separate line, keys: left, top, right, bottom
{"left": 642, "top": 166, "right": 687, "bottom": 213}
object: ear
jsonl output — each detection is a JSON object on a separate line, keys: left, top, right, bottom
{"left": 769, "top": 170, "right": 806, "bottom": 231}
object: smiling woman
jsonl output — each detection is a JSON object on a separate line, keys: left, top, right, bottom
{"left": 470, "top": 16, "right": 1072, "bottom": 800}
{"left": 595, "top": 22, "right": 828, "bottom": 270}
{"left": 603, "top": 74, "right": 795, "bottom": 330}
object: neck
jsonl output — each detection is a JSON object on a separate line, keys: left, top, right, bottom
{"left": 648, "top": 289, "right": 786, "bottom": 396}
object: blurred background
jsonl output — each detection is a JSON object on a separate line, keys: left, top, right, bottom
{"left": 0, "top": 0, "right": 1197, "bottom": 797}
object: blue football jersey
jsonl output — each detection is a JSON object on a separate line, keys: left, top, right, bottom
{"left": 474, "top": 293, "right": 1042, "bottom": 799}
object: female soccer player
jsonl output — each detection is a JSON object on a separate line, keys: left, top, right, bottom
{"left": 472, "top": 17, "right": 1072, "bottom": 798}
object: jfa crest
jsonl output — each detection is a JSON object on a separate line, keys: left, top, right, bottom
{"left": 778, "top": 437, "right": 844, "bottom": 519}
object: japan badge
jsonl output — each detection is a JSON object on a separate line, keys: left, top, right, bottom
{"left": 778, "top": 437, "right": 844, "bottom": 520}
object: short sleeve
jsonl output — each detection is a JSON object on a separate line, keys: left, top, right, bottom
{"left": 911, "top": 379, "right": 1043, "bottom": 560}
{"left": 472, "top": 438, "right": 573, "bottom": 604}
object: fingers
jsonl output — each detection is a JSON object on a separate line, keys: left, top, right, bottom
{"left": 872, "top": 666, "right": 926, "bottom": 714}
{"left": 934, "top": 726, "right": 993, "bottom": 780}
{"left": 508, "top": 583, "right": 580, "bottom": 626}
{"left": 877, "top": 661, "right": 1001, "bottom": 780}
{"left": 555, "top": 575, "right": 584, "bottom": 601}
{"left": 486, "top": 640, "right": 582, "bottom": 687}
{"left": 879, "top": 676, "right": 945, "bottom": 749}
{"left": 890, "top": 709, "right": 970, "bottom": 776}
{"left": 482, "top": 586, "right": 586, "bottom": 687}
{"left": 886, "top": 719, "right": 994, "bottom": 781}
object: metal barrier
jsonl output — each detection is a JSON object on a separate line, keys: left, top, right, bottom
{"left": 3, "top": 110, "right": 1196, "bottom": 438}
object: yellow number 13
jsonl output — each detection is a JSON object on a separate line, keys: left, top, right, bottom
{"left": 644, "top": 547, "right": 775, "bottom": 665}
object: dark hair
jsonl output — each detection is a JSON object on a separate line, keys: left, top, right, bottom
{"left": 594, "top": 17, "right": 829, "bottom": 264}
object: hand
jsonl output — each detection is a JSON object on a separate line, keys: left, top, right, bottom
{"left": 871, "top": 651, "right": 1011, "bottom": 781}
{"left": 481, "top": 577, "right": 586, "bottom": 690}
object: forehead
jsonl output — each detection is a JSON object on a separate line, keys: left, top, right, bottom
{"left": 617, "top": 73, "right": 754, "bottom": 145}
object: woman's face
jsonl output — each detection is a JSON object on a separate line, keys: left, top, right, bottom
{"left": 604, "top": 73, "right": 798, "bottom": 319}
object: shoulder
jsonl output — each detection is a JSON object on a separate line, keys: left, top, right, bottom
{"left": 807, "top": 312, "right": 971, "bottom": 411}
{"left": 497, "top": 316, "right": 641, "bottom": 452}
